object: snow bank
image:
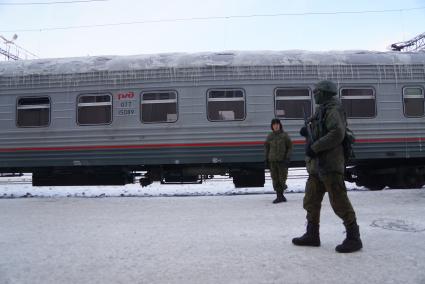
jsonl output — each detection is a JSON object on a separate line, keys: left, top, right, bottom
{"left": 0, "top": 169, "right": 367, "bottom": 198}
{"left": 1, "top": 50, "right": 425, "bottom": 76}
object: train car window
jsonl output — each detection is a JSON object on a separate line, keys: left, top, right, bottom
{"left": 207, "top": 89, "right": 245, "bottom": 121}
{"left": 77, "top": 94, "right": 112, "bottom": 125}
{"left": 140, "top": 91, "right": 178, "bottom": 123}
{"left": 403, "top": 87, "right": 424, "bottom": 117}
{"left": 17, "top": 97, "right": 50, "bottom": 127}
{"left": 340, "top": 88, "right": 376, "bottom": 118}
{"left": 274, "top": 88, "right": 312, "bottom": 119}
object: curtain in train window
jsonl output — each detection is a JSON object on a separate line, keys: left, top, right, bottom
{"left": 77, "top": 94, "right": 112, "bottom": 125}
{"left": 275, "top": 88, "right": 312, "bottom": 119}
{"left": 140, "top": 91, "right": 178, "bottom": 123}
{"left": 17, "top": 97, "right": 50, "bottom": 127}
{"left": 207, "top": 89, "right": 245, "bottom": 121}
{"left": 403, "top": 87, "right": 424, "bottom": 117}
{"left": 340, "top": 88, "right": 376, "bottom": 118}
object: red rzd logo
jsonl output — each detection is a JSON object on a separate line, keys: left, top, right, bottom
{"left": 117, "top": 92, "right": 135, "bottom": 100}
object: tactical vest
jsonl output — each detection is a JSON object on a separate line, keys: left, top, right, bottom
{"left": 317, "top": 104, "right": 356, "bottom": 162}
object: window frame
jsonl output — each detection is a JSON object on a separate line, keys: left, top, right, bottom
{"left": 76, "top": 93, "right": 113, "bottom": 126}
{"left": 339, "top": 87, "right": 377, "bottom": 119}
{"left": 16, "top": 96, "right": 51, "bottom": 128}
{"left": 206, "top": 88, "right": 246, "bottom": 122}
{"left": 274, "top": 87, "right": 312, "bottom": 120}
{"left": 402, "top": 86, "right": 425, "bottom": 118}
{"left": 140, "top": 90, "right": 179, "bottom": 124}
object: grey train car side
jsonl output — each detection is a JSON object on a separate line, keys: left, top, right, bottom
{"left": 0, "top": 50, "right": 424, "bottom": 189}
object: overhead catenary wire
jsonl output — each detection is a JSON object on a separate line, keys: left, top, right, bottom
{"left": 11, "top": 42, "right": 39, "bottom": 58}
{"left": 1, "top": 6, "right": 424, "bottom": 33}
{"left": 0, "top": 0, "right": 109, "bottom": 5}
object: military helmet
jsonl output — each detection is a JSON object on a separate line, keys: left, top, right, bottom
{"left": 314, "top": 80, "right": 337, "bottom": 95}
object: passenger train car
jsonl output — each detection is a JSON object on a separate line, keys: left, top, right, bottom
{"left": 0, "top": 50, "right": 424, "bottom": 189}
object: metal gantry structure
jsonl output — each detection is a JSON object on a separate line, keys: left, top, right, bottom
{"left": 0, "top": 35, "right": 19, "bottom": 60}
{"left": 390, "top": 32, "right": 425, "bottom": 52}
{"left": 0, "top": 34, "right": 38, "bottom": 61}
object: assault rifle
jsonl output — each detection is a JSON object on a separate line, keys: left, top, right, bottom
{"left": 302, "top": 108, "right": 314, "bottom": 144}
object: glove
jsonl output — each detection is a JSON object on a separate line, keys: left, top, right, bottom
{"left": 305, "top": 143, "right": 317, "bottom": 158}
{"left": 299, "top": 126, "right": 308, "bottom": 137}
{"left": 264, "top": 160, "right": 269, "bottom": 169}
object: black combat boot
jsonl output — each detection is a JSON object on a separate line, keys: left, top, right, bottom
{"left": 272, "top": 191, "right": 286, "bottom": 203}
{"left": 292, "top": 222, "right": 321, "bottom": 246}
{"left": 281, "top": 185, "right": 287, "bottom": 201}
{"left": 335, "top": 222, "right": 363, "bottom": 253}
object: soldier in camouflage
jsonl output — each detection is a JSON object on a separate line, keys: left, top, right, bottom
{"left": 292, "top": 80, "right": 363, "bottom": 253}
{"left": 265, "top": 118, "right": 293, "bottom": 203}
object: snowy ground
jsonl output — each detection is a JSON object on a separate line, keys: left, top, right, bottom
{"left": 0, "top": 169, "right": 424, "bottom": 284}
{"left": 0, "top": 168, "right": 367, "bottom": 198}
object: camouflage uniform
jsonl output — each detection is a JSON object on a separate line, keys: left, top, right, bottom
{"left": 293, "top": 80, "right": 362, "bottom": 253}
{"left": 305, "top": 98, "right": 356, "bottom": 226}
{"left": 265, "top": 127, "right": 293, "bottom": 194}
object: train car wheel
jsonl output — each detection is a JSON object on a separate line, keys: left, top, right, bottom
{"left": 401, "top": 173, "right": 424, "bottom": 189}
{"left": 367, "top": 184, "right": 386, "bottom": 191}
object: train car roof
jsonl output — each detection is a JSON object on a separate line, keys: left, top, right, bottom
{"left": 1, "top": 50, "right": 425, "bottom": 76}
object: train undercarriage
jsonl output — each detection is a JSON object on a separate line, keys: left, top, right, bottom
{"left": 3, "top": 159, "right": 425, "bottom": 190}
{"left": 20, "top": 163, "right": 265, "bottom": 188}
{"left": 138, "top": 164, "right": 266, "bottom": 188}
{"left": 345, "top": 159, "right": 425, "bottom": 190}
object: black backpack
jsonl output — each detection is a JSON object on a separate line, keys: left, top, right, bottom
{"left": 342, "top": 127, "right": 355, "bottom": 162}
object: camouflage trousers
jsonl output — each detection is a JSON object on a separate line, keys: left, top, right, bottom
{"left": 303, "top": 174, "right": 357, "bottom": 226}
{"left": 269, "top": 161, "right": 288, "bottom": 193}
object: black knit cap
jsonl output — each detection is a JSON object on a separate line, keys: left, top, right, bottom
{"left": 270, "top": 118, "right": 282, "bottom": 130}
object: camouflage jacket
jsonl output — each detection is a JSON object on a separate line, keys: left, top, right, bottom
{"left": 307, "top": 97, "right": 346, "bottom": 176}
{"left": 264, "top": 130, "right": 293, "bottom": 162}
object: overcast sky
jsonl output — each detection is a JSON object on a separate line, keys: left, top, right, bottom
{"left": 0, "top": 0, "right": 425, "bottom": 59}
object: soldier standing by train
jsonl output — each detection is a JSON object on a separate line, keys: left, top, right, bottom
{"left": 292, "top": 80, "right": 363, "bottom": 253}
{"left": 264, "top": 118, "right": 293, "bottom": 203}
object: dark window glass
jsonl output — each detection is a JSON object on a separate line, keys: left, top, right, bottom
{"left": 78, "top": 95, "right": 110, "bottom": 104}
{"left": 340, "top": 88, "right": 376, "bottom": 118}
{"left": 142, "top": 92, "right": 176, "bottom": 101}
{"left": 141, "top": 91, "right": 177, "bottom": 123}
{"left": 275, "top": 88, "right": 311, "bottom": 119}
{"left": 403, "top": 87, "right": 424, "bottom": 117}
{"left": 209, "top": 90, "right": 244, "bottom": 99}
{"left": 17, "top": 97, "right": 50, "bottom": 127}
{"left": 77, "top": 94, "right": 112, "bottom": 125}
{"left": 207, "top": 89, "right": 245, "bottom": 121}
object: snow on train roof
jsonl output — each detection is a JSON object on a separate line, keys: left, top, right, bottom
{"left": 1, "top": 50, "right": 425, "bottom": 76}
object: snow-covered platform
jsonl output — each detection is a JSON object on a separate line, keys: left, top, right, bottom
{"left": 0, "top": 188, "right": 424, "bottom": 284}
